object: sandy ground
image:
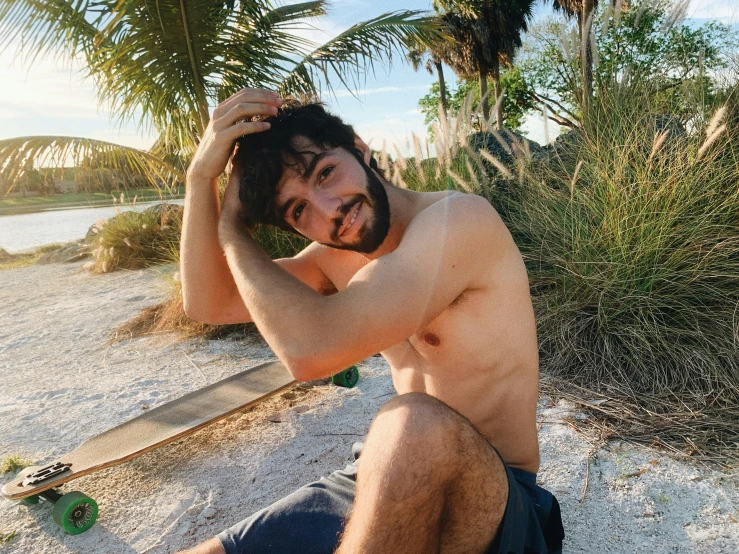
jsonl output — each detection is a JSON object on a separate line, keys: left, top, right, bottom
{"left": 1, "top": 261, "right": 738, "bottom": 553}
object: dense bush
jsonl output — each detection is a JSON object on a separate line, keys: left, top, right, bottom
{"left": 87, "top": 203, "right": 183, "bottom": 273}
{"left": 502, "top": 89, "right": 739, "bottom": 401}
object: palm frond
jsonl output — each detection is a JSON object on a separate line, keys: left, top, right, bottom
{"left": 279, "top": 10, "right": 442, "bottom": 96}
{"left": 0, "top": 136, "right": 183, "bottom": 195}
{"left": 260, "top": 1, "right": 326, "bottom": 26}
{"left": 0, "top": 0, "right": 99, "bottom": 65}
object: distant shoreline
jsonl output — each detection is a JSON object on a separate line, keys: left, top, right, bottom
{"left": 0, "top": 194, "right": 185, "bottom": 216}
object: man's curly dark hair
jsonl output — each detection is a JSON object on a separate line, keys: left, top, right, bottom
{"left": 235, "top": 100, "right": 382, "bottom": 232}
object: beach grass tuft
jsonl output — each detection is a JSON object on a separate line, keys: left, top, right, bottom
{"left": 0, "top": 244, "right": 65, "bottom": 271}
{"left": 397, "top": 83, "right": 739, "bottom": 465}
{"left": 87, "top": 204, "right": 182, "bottom": 273}
{"left": 1, "top": 454, "right": 32, "bottom": 474}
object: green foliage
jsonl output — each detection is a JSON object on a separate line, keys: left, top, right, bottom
{"left": 496, "top": 87, "right": 739, "bottom": 400}
{"left": 519, "top": 0, "right": 737, "bottom": 125}
{"left": 0, "top": 454, "right": 31, "bottom": 474}
{"left": 0, "top": 530, "right": 17, "bottom": 544}
{"left": 419, "top": 67, "right": 534, "bottom": 134}
{"left": 87, "top": 205, "right": 183, "bottom": 273}
{"left": 0, "top": 188, "right": 184, "bottom": 214}
{"left": 252, "top": 226, "right": 311, "bottom": 260}
{"left": 0, "top": 244, "right": 65, "bottom": 271}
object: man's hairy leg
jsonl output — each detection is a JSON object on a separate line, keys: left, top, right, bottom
{"left": 175, "top": 537, "right": 226, "bottom": 554}
{"left": 336, "top": 393, "right": 508, "bottom": 554}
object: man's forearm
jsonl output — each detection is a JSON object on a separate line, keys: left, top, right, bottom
{"left": 221, "top": 231, "right": 332, "bottom": 377}
{"left": 180, "top": 174, "right": 240, "bottom": 321}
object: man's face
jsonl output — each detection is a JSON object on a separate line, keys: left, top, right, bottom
{"left": 275, "top": 139, "right": 391, "bottom": 254}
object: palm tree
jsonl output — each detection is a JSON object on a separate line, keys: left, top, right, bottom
{"left": 435, "top": 0, "right": 535, "bottom": 130}
{"left": 0, "top": 1, "right": 439, "bottom": 193}
{"left": 549, "top": 1, "right": 627, "bottom": 110}
{"left": 548, "top": 0, "right": 598, "bottom": 110}
{"left": 406, "top": 40, "right": 451, "bottom": 123}
{"left": 405, "top": 8, "right": 460, "bottom": 123}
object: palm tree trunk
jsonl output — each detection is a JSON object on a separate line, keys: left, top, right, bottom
{"left": 479, "top": 60, "right": 490, "bottom": 123}
{"left": 581, "top": 0, "right": 595, "bottom": 113}
{"left": 492, "top": 60, "right": 502, "bottom": 131}
{"left": 434, "top": 59, "right": 448, "bottom": 122}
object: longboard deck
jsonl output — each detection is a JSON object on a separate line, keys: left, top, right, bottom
{"left": 2, "top": 360, "right": 295, "bottom": 501}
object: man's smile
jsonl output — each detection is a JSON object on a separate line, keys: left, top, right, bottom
{"left": 339, "top": 202, "right": 362, "bottom": 237}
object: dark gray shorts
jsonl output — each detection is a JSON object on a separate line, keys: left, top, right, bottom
{"left": 217, "top": 443, "right": 564, "bottom": 554}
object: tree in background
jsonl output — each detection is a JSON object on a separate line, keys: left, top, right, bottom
{"left": 0, "top": 1, "right": 439, "bottom": 193}
{"left": 547, "top": 0, "right": 603, "bottom": 112}
{"left": 519, "top": 0, "right": 735, "bottom": 129}
{"left": 434, "top": 0, "right": 536, "bottom": 130}
{"left": 405, "top": 7, "right": 460, "bottom": 122}
{"left": 418, "top": 67, "right": 534, "bottom": 135}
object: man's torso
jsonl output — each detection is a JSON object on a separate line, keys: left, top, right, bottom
{"left": 314, "top": 192, "right": 540, "bottom": 472}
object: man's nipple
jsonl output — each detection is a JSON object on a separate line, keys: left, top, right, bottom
{"left": 423, "top": 332, "right": 440, "bottom": 347}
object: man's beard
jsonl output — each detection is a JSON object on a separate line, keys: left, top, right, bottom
{"left": 321, "top": 160, "right": 391, "bottom": 254}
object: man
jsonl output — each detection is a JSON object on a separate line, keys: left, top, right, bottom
{"left": 178, "top": 88, "right": 564, "bottom": 554}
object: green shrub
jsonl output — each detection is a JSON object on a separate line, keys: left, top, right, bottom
{"left": 499, "top": 88, "right": 739, "bottom": 402}
{"left": 252, "top": 225, "right": 310, "bottom": 259}
{"left": 1, "top": 454, "right": 31, "bottom": 473}
{"left": 87, "top": 204, "right": 182, "bottom": 273}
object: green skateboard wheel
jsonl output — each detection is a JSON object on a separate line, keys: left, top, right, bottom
{"left": 51, "top": 491, "right": 98, "bottom": 534}
{"left": 21, "top": 495, "right": 40, "bottom": 505}
{"left": 332, "top": 366, "right": 359, "bottom": 388}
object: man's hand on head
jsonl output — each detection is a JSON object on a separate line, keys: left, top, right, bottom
{"left": 186, "top": 88, "right": 281, "bottom": 184}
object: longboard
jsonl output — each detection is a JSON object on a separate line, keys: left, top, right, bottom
{"left": 1, "top": 361, "right": 359, "bottom": 534}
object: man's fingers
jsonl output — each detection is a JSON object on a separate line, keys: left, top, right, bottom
{"left": 215, "top": 102, "right": 279, "bottom": 130}
{"left": 225, "top": 120, "right": 271, "bottom": 141}
{"left": 214, "top": 89, "right": 281, "bottom": 119}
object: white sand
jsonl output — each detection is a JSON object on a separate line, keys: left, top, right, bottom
{"left": 0, "top": 261, "right": 738, "bottom": 553}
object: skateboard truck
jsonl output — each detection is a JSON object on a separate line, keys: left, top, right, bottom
{"left": 332, "top": 365, "right": 359, "bottom": 388}
{"left": 22, "top": 462, "right": 71, "bottom": 486}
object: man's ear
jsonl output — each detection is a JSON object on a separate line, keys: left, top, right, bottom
{"left": 353, "top": 135, "right": 372, "bottom": 165}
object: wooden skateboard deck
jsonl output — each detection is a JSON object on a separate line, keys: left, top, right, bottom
{"left": 2, "top": 360, "right": 296, "bottom": 501}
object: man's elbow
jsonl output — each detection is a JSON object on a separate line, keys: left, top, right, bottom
{"left": 182, "top": 298, "right": 223, "bottom": 326}
{"left": 282, "top": 350, "right": 336, "bottom": 383}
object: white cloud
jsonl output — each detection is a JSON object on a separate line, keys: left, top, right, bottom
{"left": 0, "top": 44, "right": 155, "bottom": 146}
{"left": 689, "top": 0, "right": 738, "bottom": 22}
{"left": 354, "top": 114, "right": 431, "bottom": 157}
{"left": 329, "top": 85, "right": 430, "bottom": 99}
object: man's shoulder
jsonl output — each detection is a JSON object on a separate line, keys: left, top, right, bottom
{"left": 410, "top": 192, "right": 501, "bottom": 235}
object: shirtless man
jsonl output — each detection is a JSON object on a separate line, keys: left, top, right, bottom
{"left": 178, "top": 88, "right": 564, "bottom": 554}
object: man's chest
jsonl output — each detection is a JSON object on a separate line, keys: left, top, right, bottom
{"left": 322, "top": 253, "right": 498, "bottom": 365}
{"left": 383, "top": 287, "right": 496, "bottom": 367}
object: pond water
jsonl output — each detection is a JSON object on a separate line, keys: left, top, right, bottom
{"left": 0, "top": 200, "right": 184, "bottom": 253}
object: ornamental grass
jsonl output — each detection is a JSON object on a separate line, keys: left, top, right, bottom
{"left": 398, "top": 84, "right": 739, "bottom": 465}
{"left": 87, "top": 203, "right": 183, "bottom": 273}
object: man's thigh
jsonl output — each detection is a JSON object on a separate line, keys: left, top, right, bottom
{"left": 354, "top": 393, "right": 509, "bottom": 553}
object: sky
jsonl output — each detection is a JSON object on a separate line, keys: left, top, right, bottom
{"left": 0, "top": 0, "right": 737, "bottom": 160}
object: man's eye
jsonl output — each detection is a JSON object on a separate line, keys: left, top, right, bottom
{"left": 319, "top": 166, "right": 334, "bottom": 181}
{"left": 293, "top": 203, "right": 305, "bottom": 220}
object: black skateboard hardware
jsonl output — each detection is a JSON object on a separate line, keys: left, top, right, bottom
{"left": 22, "top": 462, "right": 71, "bottom": 486}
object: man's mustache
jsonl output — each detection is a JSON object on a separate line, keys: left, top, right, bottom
{"left": 332, "top": 195, "right": 367, "bottom": 236}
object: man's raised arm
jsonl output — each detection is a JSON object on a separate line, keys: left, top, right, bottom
{"left": 180, "top": 89, "right": 279, "bottom": 324}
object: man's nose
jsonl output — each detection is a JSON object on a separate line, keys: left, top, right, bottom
{"left": 312, "top": 190, "right": 342, "bottom": 221}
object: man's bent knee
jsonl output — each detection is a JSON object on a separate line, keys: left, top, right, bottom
{"left": 368, "top": 393, "right": 472, "bottom": 459}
